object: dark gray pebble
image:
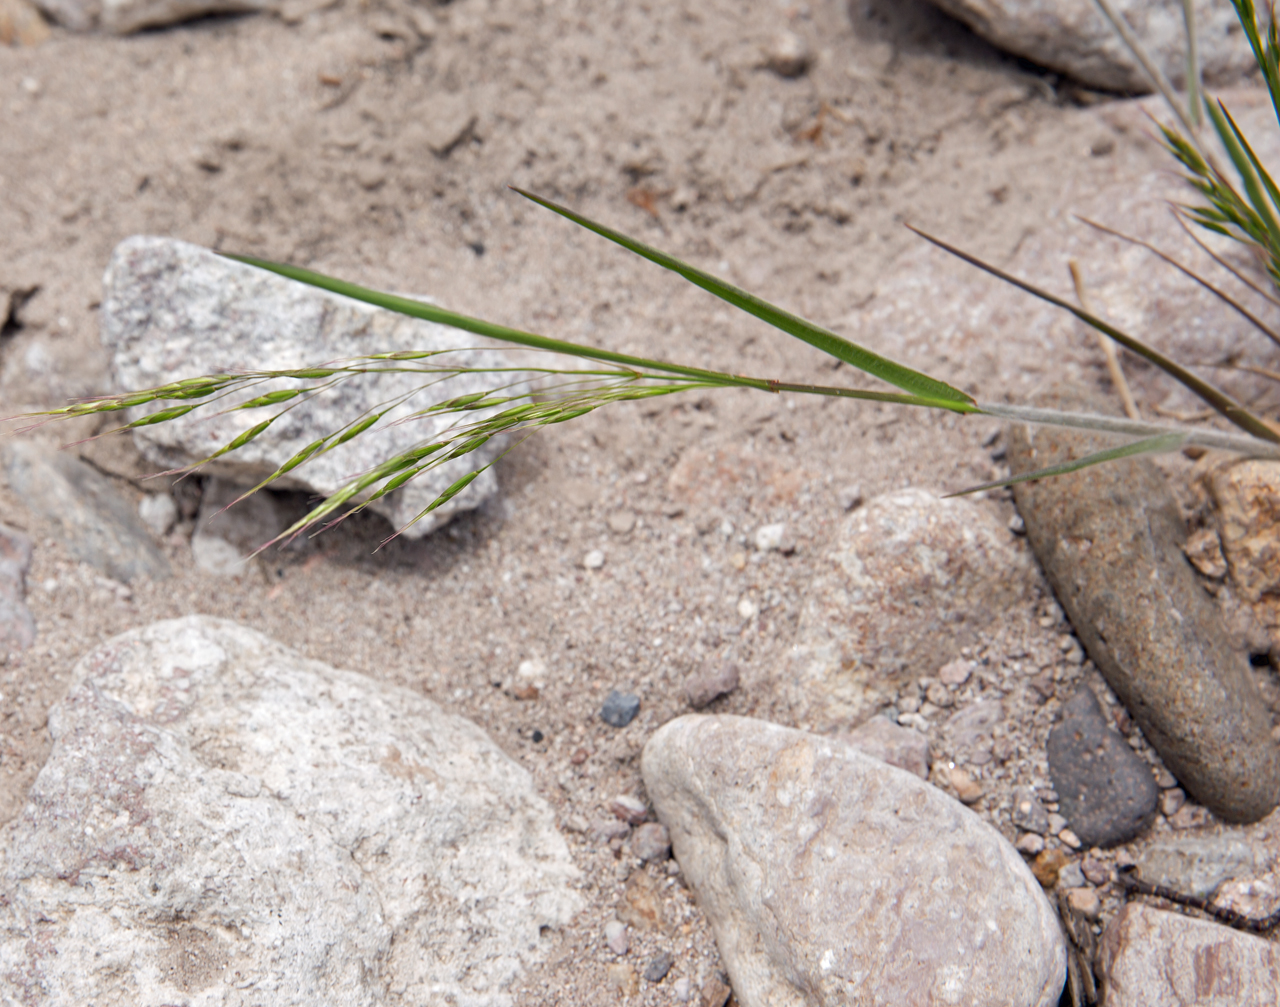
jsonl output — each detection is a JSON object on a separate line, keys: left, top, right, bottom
{"left": 643, "top": 951, "right": 674, "bottom": 983}
{"left": 1047, "top": 688, "right": 1158, "bottom": 847}
{"left": 601, "top": 690, "right": 641, "bottom": 728}
{"left": 1009, "top": 397, "right": 1280, "bottom": 824}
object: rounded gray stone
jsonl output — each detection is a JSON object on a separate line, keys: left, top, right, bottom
{"left": 642, "top": 714, "right": 1065, "bottom": 1007}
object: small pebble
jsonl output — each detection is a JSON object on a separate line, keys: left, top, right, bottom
{"left": 591, "top": 818, "right": 631, "bottom": 843}
{"left": 631, "top": 822, "right": 671, "bottom": 862}
{"left": 610, "top": 794, "right": 649, "bottom": 824}
{"left": 1168, "top": 803, "right": 1210, "bottom": 830}
{"left": 925, "top": 681, "right": 954, "bottom": 708}
{"left": 138, "top": 493, "right": 178, "bottom": 536}
{"left": 608, "top": 510, "right": 636, "bottom": 534}
{"left": 674, "top": 976, "right": 692, "bottom": 1002}
{"left": 753, "top": 522, "right": 787, "bottom": 552}
{"left": 604, "top": 919, "right": 629, "bottom": 955}
{"left": 1081, "top": 858, "right": 1109, "bottom": 885}
{"left": 1066, "top": 887, "right": 1101, "bottom": 919}
{"left": 1160, "top": 787, "right": 1187, "bottom": 818}
{"left": 1028, "top": 671, "right": 1056, "bottom": 703}
{"left": 1059, "top": 829, "right": 1082, "bottom": 850}
{"left": 643, "top": 951, "right": 674, "bottom": 983}
{"left": 1153, "top": 766, "right": 1178, "bottom": 789}
{"left": 1011, "top": 787, "right": 1050, "bottom": 835}
{"left": 1008, "top": 513, "right": 1026, "bottom": 535}
{"left": 1016, "top": 833, "right": 1046, "bottom": 856}
{"left": 1047, "top": 813, "right": 1068, "bottom": 835}
{"left": 938, "top": 658, "right": 973, "bottom": 686}
{"left": 583, "top": 549, "right": 605, "bottom": 569}
{"left": 730, "top": 550, "right": 747, "bottom": 570}
{"left": 1057, "top": 862, "right": 1086, "bottom": 888}
{"left": 737, "top": 596, "right": 759, "bottom": 620}
{"left": 685, "top": 661, "right": 740, "bottom": 709}
{"left": 601, "top": 690, "right": 641, "bottom": 727}
{"left": 947, "top": 766, "right": 983, "bottom": 804}
{"left": 1033, "top": 848, "right": 1069, "bottom": 888}
{"left": 765, "top": 29, "right": 811, "bottom": 77}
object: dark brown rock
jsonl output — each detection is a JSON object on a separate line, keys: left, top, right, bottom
{"left": 1047, "top": 688, "right": 1158, "bottom": 847}
{"left": 1009, "top": 412, "right": 1280, "bottom": 824}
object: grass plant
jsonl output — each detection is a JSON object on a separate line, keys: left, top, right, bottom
{"left": 15, "top": 2, "right": 1280, "bottom": 545}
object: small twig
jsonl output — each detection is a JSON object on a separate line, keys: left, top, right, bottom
{"left": 1118, "top": 864, "right": 1280, "bottom": 934}
{"left": 1070, "top": 259, "right": 1140, "bottom": 420}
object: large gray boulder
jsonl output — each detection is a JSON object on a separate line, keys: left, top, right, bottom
{"left": 102, "top": 236, "right": 527, "bottom": 539}
{"left": 0, "top": 616, "right": 582, "bottom": 1006}
{"left": 927, "top": 0, "right": 1255, "bottom": 93}
{"left": 642, "top": 715, "right": 1065, "bottom": 1007}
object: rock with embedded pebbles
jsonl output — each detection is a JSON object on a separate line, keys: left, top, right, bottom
{"left": 925, "top": 0, "right": 1256, "bottom": 94}
{"left": 101, "top": 236, "right": 523, "bottom": 539}
{"left": 1137, "top": 835, "right": 1265, "bottom": 899}
{"left": 786, "top": 488, "right": 1035, "bottom": 731}
{"left": 1047, "top": 687, "right": 1158, "bottom": 847}
{"left": 642, "top": 715, "right": 1065, "bottom": 1007}
{"left": 1099, "top": 902, "right": 1280, "bottom": 1007}
{"left": 1010, "top": 409, "right": 1280, "bottom": 825}
{"left": 0, "top": 616, "right": 581, "bottom": 1006}
{"left": 2, "top": 440, "right": 170, "bottom": 584}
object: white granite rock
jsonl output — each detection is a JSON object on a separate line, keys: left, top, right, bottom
{"left": 786, "top": 488, "right": 1035, "bottom": 730}
{"left": 33, "top": 0, "right": 276, "bottom": 34}
{"left": 102, "top": 236, "right": 528, "bottom": 538}
{"left": 642, "top": 715, "right": 1065, "bottom": 1007}
{"left": 0, "top": 616, "right": 582, "bottom": 1006}
{"left": 1099, "top": 902, "right": 1280, "bottom": 1006}
{"left": 926, "top": 0, "right": 1255, "bottom": 94}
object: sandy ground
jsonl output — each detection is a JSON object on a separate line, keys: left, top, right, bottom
{"left": 3, "top": 1, "right": 1272, "bottom": 1003}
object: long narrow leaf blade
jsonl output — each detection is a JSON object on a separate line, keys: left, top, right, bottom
{"left": 509, "top": 187, "right": 974, "bottom": 407}
{"left": 908, "top": 225, "right": 1280, "bottom": 443}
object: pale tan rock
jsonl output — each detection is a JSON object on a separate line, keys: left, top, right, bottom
{"left": 0, "top": 0, "right": 49, "bottom": 44}
{"left": 1099, "top": 902, "right": 1280, "bottom": 1006}
{"left": 1201, "top": 458, "right": 1280, "bottom": 647}
{"left": 642, "top": 715, "right": 1065, "bottom": 1007}
{"left": 786, "top": 489, "right": 1035, "bottom": 731}
{"left": 926, "top": 0, "right": 1255, "bottom": 94}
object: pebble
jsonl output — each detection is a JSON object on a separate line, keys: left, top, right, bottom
{"left": 583, "top": 549, "right": 605, "bottom": 569}
{"left": 1011, "top": 786, "right": 1050, "bottom": 835}
{"left": 1057, "top": 862, "right": 1085, "bottom": 889}
{"left": 1137, "top": 835, "right": 1263, "bottom": 899}
{"left": 1153, "top": 766, "right": 1178, "bottom": 789}
{"left": 673, "top": 976, "right": 692, "bottom": 1002}
{"left": 2, "top": 440, "right": 170, "bottom": 584}
{"left": 1032, "top": 849, "right": 1069, "bottom": 888}
{"left": 607, "top": 510, "right": 636, "bottom": 534}
{"left": 938, "top": 658, "right": 973, "bottom": 685}
{"left": 1046, "top": 813, "right": 1068, "bottom": 835}
{"left": 1065, "top": 887, "right": 1100, "bottom": 920}
{"left": 610, "top": 794, "right": 649, "bottom": 824}
{"left": 605, "top": 963, "right": 638, "bottom": 996}
{"left": 945, "top": 700, "right": 1003, "bottom": 748}
{"left": 642, "top": 715, "right": 1065, "bottom": 1005}
{"left": 948, "top": 766, "right": 983, "bottom": 804}
{"left": 1046, "top": 687, "right": 1158, "bottom": 847}
{"left": 1099, "top": 903, "right": 1280, "bottom": 1006}
{"left": 836, "top": 484, "right": 862, "bottom": 511}
{"left": 841, "top": 716, "right": 931, "bottom": 779}
{"left": 137, "top": 492, "right": 177, "bottom": 536}
{"left": 684, "top": 661, "right": 740, "bottom": 709}
{"left": 1081, "top": 858, "right": 1109, "bottom": 886}
{"left": 600, "top": 689, "right": 640, "bottom": 727}
{"left": 1168, "top": 803, "right": 1211, "bottom": 830}
{"left": 1016, "top": 833, "right": 1046, "bottom": 856}
{"left": 1058, "top": 829, "right": 1082, "bottom": 850}
{"left": 604, "top": 919, "right": 629, "bottom": 955}
{"left": 764, "top": 29, "right": 811, "bottom": 78}
{"left": 753, "top": 522, "right": 788, "bottom": 552}
{"left": 1159, "top": 787, "right": 1186, "bottom": 818}
{"left": 589, "top": 818, "right": 631, "bottom": 843}
{"left": 642, "top": 951, "right": 673, "bottom": 983}
{"left": 736, "top": 596, "right": 759, "bottom": 620}
{"left": 1010, "top": 406, "right": 1280, "bottom": 824}
{"left": 631, "top": 822, "right": 671, "bottom": 862}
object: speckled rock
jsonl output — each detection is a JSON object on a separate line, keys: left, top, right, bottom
{"left": 1046, "top": 688, "right": 1158, "bottom": 847}
{"left": 2, "top": 440, "right": 170, "bottom": 583}
{"left": 787, "top": 488, "right": 1035, "bottom": 730}
{"left": 1137, "top": 835, "right": 1265, "bottom": 899}
{"left": 0, "top": 616, "right": 582, "bottom": 1006}
{"left": 925, "top": 0, "right": 1256, "bottom": 94}
{"left": 642, "top": 715, "right": 1065, "bottom": 1007}
{"left": 0, "top": 523, "right": 35, "bottom": 654}
{"left": 101, "top": 236, "right": 525, "bottom": 539}
{"left": 1009, "top": 411, "right": 1280, "bottom": 824}
{"left": 1099, "top": 902, "right": 1280, "bottom": 1006}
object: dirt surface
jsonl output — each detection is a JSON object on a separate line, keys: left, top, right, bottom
{"left": 4, "top": 1, "right": 1277, "bottom": 1003}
